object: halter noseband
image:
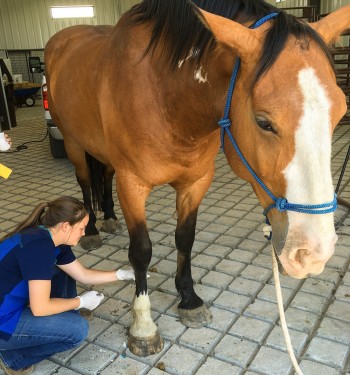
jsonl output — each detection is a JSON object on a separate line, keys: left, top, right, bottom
{"left": 218, "top": 13, "right": 337, "bottom": 240}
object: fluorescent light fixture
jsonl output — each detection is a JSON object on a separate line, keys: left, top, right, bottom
{"left": 51, "top": 6, "right": 94, "bottom": 19}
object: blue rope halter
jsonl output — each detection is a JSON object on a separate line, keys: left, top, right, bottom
{"left": 218, "top": 13, "right": 337, "bottom": 234}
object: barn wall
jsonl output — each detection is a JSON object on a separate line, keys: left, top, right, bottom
{"left": 275, "top": 0, "right": 349, "bottom": 12}
{"left": 0, "top": 0, "right": 139, "bottom": 50}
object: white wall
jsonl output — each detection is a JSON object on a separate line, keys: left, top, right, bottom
{"left": 0, "top": 0, "right": 139, "bottom": 50}
{"left": 1, "top": 0, "right": 349, "bottom": 50}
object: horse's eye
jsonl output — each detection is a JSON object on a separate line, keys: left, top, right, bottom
{"left": 256, "top": 118, "right": 274, "bottom": 132}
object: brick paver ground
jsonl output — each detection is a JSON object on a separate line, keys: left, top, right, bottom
{"left": 0, "top": 104, "right": 349, "bottom": 375}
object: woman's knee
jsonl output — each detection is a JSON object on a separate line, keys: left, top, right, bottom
{"left": 69, "top": 314, "right": 89, "bottom": 345}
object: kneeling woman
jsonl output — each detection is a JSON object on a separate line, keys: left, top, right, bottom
{"left": 0, "top": 196, "right": 134, "bottom": 375}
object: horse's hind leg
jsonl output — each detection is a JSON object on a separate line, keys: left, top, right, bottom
{"left": 116, "top": 173, "right": 163, "bottom": 357}
{"left": 100, "top": 165, "right": 122, "bottom": 233}
{"left": 174, "top": 174, "right": 214, "bottom": 327}
{"left": 63, "top": 139, "right": 102, "bottom": 250}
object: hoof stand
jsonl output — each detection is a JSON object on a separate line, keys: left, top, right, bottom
{"left": 178, "top": 305, "right": 212, "bottom": 328}
{"left": 128, "top": 332, "right": 164, "bottom": 357}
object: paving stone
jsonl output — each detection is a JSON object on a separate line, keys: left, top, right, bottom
{"left": 334, "top": 284, "right": 350, "bottom": 302}
{"left": 290, "top": 291, "right": 328, "bottom": 314}
{"left": 149, "top": 291, "right": 178, "bottom": 313}
{"left": 179, "top": 326, "right": 222, "bottom": 353}
{"left": 31, "top": 360, "right": 59, "bottom": 375}
{"left": 282, "top": 308, "right": 320, "bottom": 334}
{"left": 214, "top": 259, "right": 246, "bottom": 276}
{"left": 257, "top": 284, "right": 293, "bottom": 307}
{"left": 214, "top": 234, "right": 242, "bottom": 248}
{"left": 155, "top": 314, "right": 187, "bottom": 341}
{"left": 192, "top": 254, "right": 221, "bottom": 269}
{"left": 304, "top": 336, "right": 348, "bottom": 368}
{"left": 150, "top": 259, "right": 176, "bottom": 276}
{"left": 228, "top": 277, "right": 263, "bottom": 298}
{"left": 66, "top": 344, "right": 116, "bottom": 374}
{"left": 244, "top": 299, "right": 279, "bottom": 323}
{"left": 94, "top": 298, "right": 131, "bottom": 322}
{"left": 326, "top": 300, "right": 350, "bottom": 322}
{"left": 229, "top": 316, "right": 272, "bottom": 344}
{"left": 78, "top": 254, "right": 103, "bottom": 268}
{"left": 196, "top": 357, "right": 242, "bottom": 375}
{"left": 265, "top": 326, "right": 308, "bottom": 356}
{"left": 100, "top": 355, "right": 150, "bottom": 375}
{"left": 326, "top": 255, "right": 349, "bottom": 270}
{"left": 248, "top": 346, "right": 292, "bottom": 375}
{"left": 201, "top": 270, "right": 234, "bottom": 289}
{"left": 156, "top": 344, "right": 204, "bottom": 375}
{"left": 206, "top": 306, "right": 237, "bottom": 332}
{"left": 94, "top": 323, "right": 129, "bottom": 353}
{"left": 51, "top": 343, "right": 88, "bottom": 365}
{"left": 203, "top": 243, "right": 232, "bottom": 258}
{"left": 252, "top": 253, "right": 273, "bottom": 268}
{"left": 228, "top": 248, "right": 257, "bottom": 263}
{"left": 49, "top": 368, "right": 82, "bottom": 375}
{"left": 214, "top": 335, "right": 258, "bottom": 367}
{"left": 299, "top": 360, "right": 341, "bottom": 375}
{"left": 214, "top": 291, "right": 251, "bottom": 314}
{"left": 86, "top": 317, "right": 112, "bottom": 342}
{"left": 317, "top": 316, "right": 350, "bottom": 345}
{"left": 301, "top": 278, "right": 336, "bottom": 298}
{"left": 240, "top": 265, "right": 272, "bottom": 283}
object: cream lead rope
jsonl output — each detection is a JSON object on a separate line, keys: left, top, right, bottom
{"left": 264, "top": 225, "right": 304, "bottom": 375}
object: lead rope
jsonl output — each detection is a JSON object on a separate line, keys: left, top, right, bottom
{"left": 265, "top": 226, "right": 303, "bottom": 375}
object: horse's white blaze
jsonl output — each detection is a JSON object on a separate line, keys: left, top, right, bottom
{"left": 194, "top": 66, "right": 208, "bottom": 83}
{"left": 283, "top": 67, "right": 336, "bottom": 256}
{"left": 130, "top": 293, "right": 157, "bottom": 338}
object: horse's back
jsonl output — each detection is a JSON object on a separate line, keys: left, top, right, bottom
{"left": 45, "top": 25, "right": 115, "bottom": 162}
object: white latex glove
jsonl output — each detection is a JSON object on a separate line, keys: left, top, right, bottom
{"left": 116, "top": 268, "right": 135, "bottom": 281}
{"left": 0, "top": 132, "right": 11, "bottom": 151}
{"left": 75, "top": 291, "right": 104, "bottom": 310}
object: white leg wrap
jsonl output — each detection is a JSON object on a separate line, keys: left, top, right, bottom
{"left": 130, "top": 293, "right": 157, "bottom": 338}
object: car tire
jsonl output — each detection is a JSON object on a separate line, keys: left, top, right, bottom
{"left": 25, "top": 97, "right": 35, "bottom": 107}
{"left": 49, "top": 133, "right": 67, "bottom": 158}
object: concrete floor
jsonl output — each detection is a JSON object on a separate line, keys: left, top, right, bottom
{"left": 0, "top": 104, "right": 349, "bottom": 375}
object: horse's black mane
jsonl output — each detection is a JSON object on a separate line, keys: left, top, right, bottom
{"left": 127, "top": 0, "right": 332, "bottom": 87}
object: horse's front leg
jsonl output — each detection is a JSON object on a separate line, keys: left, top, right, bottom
{"left": 174, "top": 174, "right": 214, "bottom": 328}
{"left": 116, "top": 174, "right": 163, "bottom": 357}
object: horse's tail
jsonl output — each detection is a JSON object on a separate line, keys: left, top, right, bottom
{"left": 85, "top": 152, "right": 104, "bottom": 212}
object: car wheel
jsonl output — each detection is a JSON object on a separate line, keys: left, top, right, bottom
{"left": 25, "top": 97, "right": 35, "bottom": 107}
{"left": 49, "top": 133, "right": 67, "bottom": 158}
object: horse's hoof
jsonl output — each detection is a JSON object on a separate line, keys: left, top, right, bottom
{"left": 128, "top": 332, "right": 164, "bottom": 357}
{"left": 80, "top": 235, "right": 103, "bottom": 250}
{"left": 100, "top": 218, "right": 122, "bottom": 233}
{"left": 178, "top": 305, "right": 212, "bottom": 328}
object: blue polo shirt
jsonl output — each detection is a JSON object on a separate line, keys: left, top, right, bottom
{"left": 0, "top": 227, "right": 76, "bottom": 340}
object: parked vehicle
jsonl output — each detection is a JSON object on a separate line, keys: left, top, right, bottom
{"left": 42, "top": 74, "right": 66, "bottom": 158}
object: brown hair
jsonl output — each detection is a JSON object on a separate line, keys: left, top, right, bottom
{"left": 1, "top": 196, "right": 87, "bottom": 242}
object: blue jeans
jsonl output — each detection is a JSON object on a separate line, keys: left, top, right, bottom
{"left": 0, "top": 269, "right": 88, "bottom": 370}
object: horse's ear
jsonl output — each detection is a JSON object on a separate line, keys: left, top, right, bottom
{"left": 196, "top": 9, "right": 261, "bottom": 63}
{"left": 310, "top": 4, "right": 350, "bottom": 45}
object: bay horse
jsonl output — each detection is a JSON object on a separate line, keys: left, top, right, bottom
{"left": 44, "top": 0, "right": 350, "bottom": 356}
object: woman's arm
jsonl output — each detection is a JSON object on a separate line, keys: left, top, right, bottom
{"left": 58, "top": 259, "right": 119, "bottom": 285}
{"left": 29, "top": 280, "right": 80, "bottom": 316}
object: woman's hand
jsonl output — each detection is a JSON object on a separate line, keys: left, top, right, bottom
{"left": 76, "top": 291, "right": 104, "bottom": 310}
{"left": 0, "top": 132, "right": 11, "bottom": 151}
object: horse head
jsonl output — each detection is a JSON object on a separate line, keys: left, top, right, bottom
{"left": 199, "top": 6, "right": 350, "bottom": 279}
